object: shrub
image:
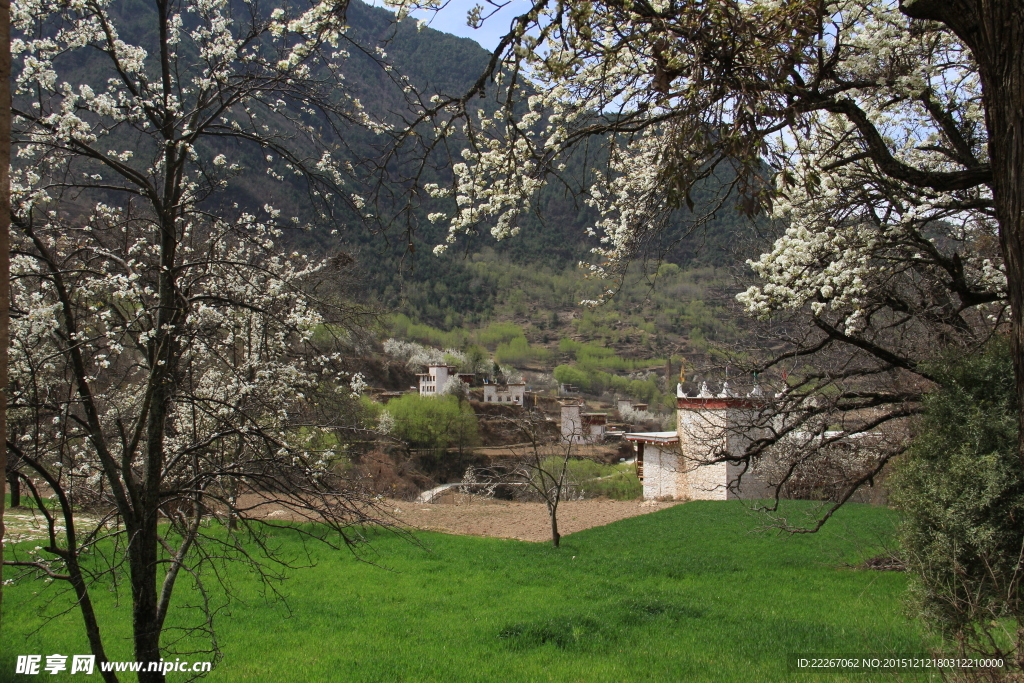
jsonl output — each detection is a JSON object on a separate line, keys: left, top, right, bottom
{"left": 477, "top": 321, "right": 526, "bottom": 348}
{"left": 495, "top": 336, "right": 552, "bottom": 366}
{"left": 889, "top": 338, "right": 1024, "bottom": 662}
{"left": 384, "top": 394, "right": 480, "bottom": 454}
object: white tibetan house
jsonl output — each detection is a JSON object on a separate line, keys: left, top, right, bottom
{"left": 417, "top": 364, "right": 473, "bottom": 396}
{"left": 482, "top": 380, "right": 526, "bottom": 405}
{"left": 625, "top": 383, "right": 772, "bottom": 500}
{"left": 560, "top": 401, "right": 607, "bottom": 444}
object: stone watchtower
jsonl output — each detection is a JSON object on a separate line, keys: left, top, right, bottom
{"left": 627, "top": 382, "right": 770, "bottom": 500}
{"left": 675, "top": 383, "right": 770, "bottom": 500}
{"left": 560, "top": 401, "right": 607, "bottom": 444}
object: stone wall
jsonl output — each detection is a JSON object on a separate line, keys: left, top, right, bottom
{"left": 674, "top": 404, "right": 772, "bottom": 500}
{"left": 641, "top": 444, "right": 679, "bottom": 499}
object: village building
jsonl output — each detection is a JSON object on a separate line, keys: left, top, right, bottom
{"left": 417, "top": 364, "right": 474, "bottom": 396}
{"left": 557, "top": 383, "right": 580, "bottom": 396}
{"left": 560, "top": 401, "right": 607, "bottom": 444}
{"left": 625, "top": 383, "right": 772, "bottom": 500}
{"left": 482, "top": 379, "right": 527, "bottom": 405}
{"left": 616, "top": 399, "right": 648, "bottom": 416}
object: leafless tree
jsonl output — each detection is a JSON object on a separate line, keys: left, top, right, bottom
{"left": 463, "top": 410, "right": 584, "bottom": 548}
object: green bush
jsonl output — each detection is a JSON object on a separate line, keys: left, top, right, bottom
{"left": 477, "top": 321, "right": 526, "bottom": 348}
{"left": 385, "top": 394, "right": 480, "bottom": 454}
{"left": 495, "top": 337, "right": 553, "bottom": 366}
{"left": 390, "top": 313, "right": 468, "bottom": 347}
{"left": 553, "top": 364, "right": 589, "bottom": 389}
{"left": 534, "top": 457, "right": 642, "bottom": 500}
{"left": 890, "top": 338, "right": 1024, "bottom": 657}
{"left": 558, "top": 338, "right": 583, "bottom": 356}
{"left": 553, "top": 364, "right": 665, "bottom": 405}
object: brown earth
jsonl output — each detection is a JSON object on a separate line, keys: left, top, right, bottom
{"left": 376, "top": 494, "right": 683, "bottom": 543}
{"left": 2, "top": 493, "right": 683, "bottom": 548}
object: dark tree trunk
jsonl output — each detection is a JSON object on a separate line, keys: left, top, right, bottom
{"left": 549, "top": 506, "right": 560, "bottom": 548}
{"left": 903, "top": 0, "right": 1024, "bottom": 468}
{"left": 128, "top": 193, "right": 180, "bottom": 683}
{"left": 979, "top": 20, "right": 1024, "bottom": 471}
{"left": 7, "top": 472, "right": 19, "bottom": 508}
{"left": 129, "top": 512, "right": 165, "bottom": 683}
{"left": 966, "top": 4, "right": 1024, "bottom": 470}
{"left": 66, "top": 555, "right": 119, "bottom": 683}
{"left": 1, "top": 0, "right": 12, "bottom": 620}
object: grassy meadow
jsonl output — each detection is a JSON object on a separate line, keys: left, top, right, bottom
{"left": 1, "top": 501, "right": 940, "bottom": 682}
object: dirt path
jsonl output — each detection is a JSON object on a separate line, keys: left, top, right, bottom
{"left": 383, "top": 495, "right": 684, "bottom": 542}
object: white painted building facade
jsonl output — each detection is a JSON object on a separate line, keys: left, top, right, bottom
{"left": 482, "top": 381, "right": 526, "bottom": 405}
{"left": 560, "top": 401, "right": 607, "bottom": 444}
{"left": 626, "top": 384, "right": 771, "bottom": 500}
{"left": 624, "top": 431, "right": 679, "bottom": 499}
{"left": 417, "top": 364, "right": 455, "bottom": 396}
{"left": 417, "top": 365, "right": 473, "bottom": 396}
{"left": 617, "top": 399, "right": 648, "bottom": 415}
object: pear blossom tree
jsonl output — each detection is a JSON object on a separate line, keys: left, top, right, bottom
{"left": 2, "top": 0, "right": 398, "bottom": 680}
{"left": 382, "top": 0, "right": 1015, "bottom": 517}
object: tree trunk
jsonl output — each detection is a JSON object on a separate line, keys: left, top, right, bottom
{"left": 129, "top": 513, "right": 165, "bottom": 683}
{"left": 66, "top": 555, "right": 119, "bottom": 683}
{"left": 903, "top": 0, "right": 1024, "bottom": 468}
{"left": 549, "top": 507, "right": 560, "bottom": 548}
{"left": 6, "top": 472, "right": 18, "bottom": 508}
{"left": 972, "top": 5, "right": 1024, "bottom": 471}
{"left": 0, "top": 0, "right": 12, "bottom": 621}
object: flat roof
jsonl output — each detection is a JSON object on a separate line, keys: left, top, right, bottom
{"left": 624, "top": 431, "right": 679, "bottom": 445}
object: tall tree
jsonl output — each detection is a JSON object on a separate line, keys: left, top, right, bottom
{"left": 0, "top": 0, "right": 10, "bottom": 624}
{"left": 3, "top": 0, "right": 395, "bottom": 679}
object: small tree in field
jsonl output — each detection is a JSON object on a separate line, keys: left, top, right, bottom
{"left": 2, "top": 0, "right": 396, "bottom": 680}
{"left": 471, "top": 411, "right": 578, "bottom": 548}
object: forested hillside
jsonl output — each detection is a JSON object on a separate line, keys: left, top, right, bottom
{"left": 305, "top": 1, "right": 764, "bottom": 329}
{"left": 32, "top": 0, "right": 759, "bottom": 333}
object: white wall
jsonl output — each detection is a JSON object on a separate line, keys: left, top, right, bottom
{"left": 676, "top": 408, "right": 728, "bottom": 499}
{"left": 483, "top": 383, "right": 525, "bottom": 404}
{"left": 419, "top": 365, "right": 453, "bottom": 395}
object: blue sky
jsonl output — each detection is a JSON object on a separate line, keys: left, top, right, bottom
{"left": 367, "top": 0, "right": 527, "bottom": 51}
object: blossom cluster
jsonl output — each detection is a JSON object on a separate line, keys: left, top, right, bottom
{"left": 7, "top": 0, "right": 382, "bottom": 521}
{"left": 393, "top": 0, "right": 1001, "bottom": 329}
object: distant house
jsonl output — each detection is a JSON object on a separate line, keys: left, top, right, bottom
{"left": 617, "top": 399, "right": 648, "bottom": 415}
{"left": 560, "top": 401, "right": 607, "bottom": 444}
{"left": 482, "top": 379, "right": 526, "bottom": 405}
{"left": 622, "top": 431, "right": 678, "bottom": 496}
{"left": 417, "top": 365, "right": 473, "bottom": 396}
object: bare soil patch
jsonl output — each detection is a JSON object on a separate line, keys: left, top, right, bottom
{"left": 383, "top": 495, "right": 684, "bottom": 542}
{"left": 226, "top": 492, "right": 683, "bottom": 543}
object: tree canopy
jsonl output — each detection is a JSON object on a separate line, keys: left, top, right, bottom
{"left": 4, "top": 0, "right": 397, "bottom": 678}
{"left": 385, "top": 393, "right": 480, "bottom": 454}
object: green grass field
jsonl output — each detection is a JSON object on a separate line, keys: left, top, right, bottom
{"left": 1, "top": 501, "right": 941, "bottom": 682}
